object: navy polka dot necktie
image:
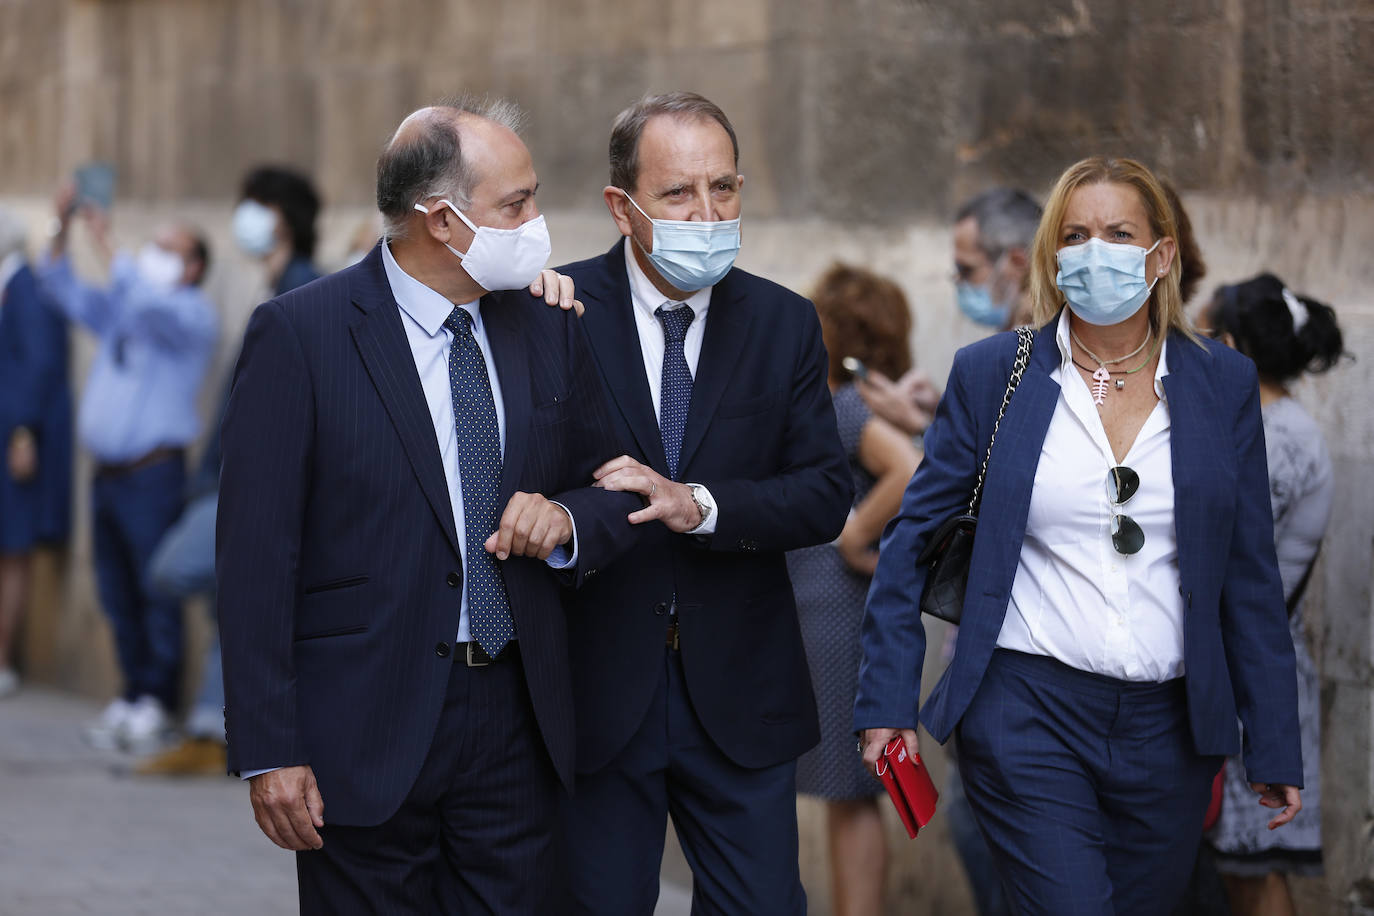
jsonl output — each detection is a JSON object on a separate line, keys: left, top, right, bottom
{"left": 444, "top": 307, "right": 513, "bottom": 657}
{"left": 656, "top": 303, "right": 695, "bottom": 481}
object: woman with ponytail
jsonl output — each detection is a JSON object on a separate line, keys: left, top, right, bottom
{"left": 1200, "top": 273, "right": 1346, "bottom": 916}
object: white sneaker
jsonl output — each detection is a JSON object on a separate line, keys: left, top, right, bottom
{"left": 0, "top": 668, "right": 18, "bottom": 698}
{"left": 120, "top": 695, "right": 171, "bottom": 754}
{"left": 85, "top": 697, "right": 134, "bottom": 750}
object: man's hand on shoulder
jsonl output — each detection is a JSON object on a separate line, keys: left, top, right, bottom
{"left": 486, "top": 492, "right": 573, "bottom": 561}
{"left": 248, "top": 765, "right": 325, "bottom": 851}
{"left": 528, "top": 268, "right": 584, "bottom": 317}
{"left": 593, "top": 456, "right": 702, "bottom": 533}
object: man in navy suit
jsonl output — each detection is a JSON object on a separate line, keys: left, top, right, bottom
{"left": 557, "top": 92, "right": 853, "bottom": 914}
{"left": 216, "top": 98, "right": 640, "bottom": 914}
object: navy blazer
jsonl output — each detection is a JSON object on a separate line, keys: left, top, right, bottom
{"left": 855, "top": 318, "right": 1303, "bottom": 786}
{"left": 0, "top": 264, "right": 65, "bottom": 447}
{"left": 559, "top": 240, "right": 853, "bottom": 773}
{"left": 216, "top": 245, "right": 641, "bottom": 826}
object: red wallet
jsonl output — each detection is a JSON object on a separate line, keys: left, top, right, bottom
{"left": 878, "top": 737, "right": 939, "bottom": 839}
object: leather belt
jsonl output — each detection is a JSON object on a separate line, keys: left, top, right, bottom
{"left": 455, "top": 640, "right": 518, "bottom": 667}
{"left": 666, "top": 620, "right": 680, "bottom": 651}
{"left": 95, "top": 446, "right": 185, "bottom": 478}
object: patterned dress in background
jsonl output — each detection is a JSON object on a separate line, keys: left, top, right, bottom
{"left": 788, "top": 384, "right": 882, "bottom": 800}
{"left": 1208, "top": 396, "right": 1331, "bottom": 875}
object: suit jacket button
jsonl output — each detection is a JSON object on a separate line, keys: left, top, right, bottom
{"left": 654, "top": 602, "right": 667, "bottom": 616}
{"left": 435, "top": 641, "right": 451, "bottom": 658}
{"left": 446, "top": 572, "right": 461, "bottom": 588}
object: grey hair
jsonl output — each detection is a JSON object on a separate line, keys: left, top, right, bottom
{"left": 954, "top": 188, "right": 1043, "bottom": 260}
{"left": 608, "top": 91, "right": 739, "bottom": 193}
{"left": 0, "top": 207, "right": 28, "bottom": 261}
{"left": 375, "top": 95, "right": 527, "bottom": 240}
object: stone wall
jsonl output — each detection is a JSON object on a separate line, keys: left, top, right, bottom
{"left": 1, "top": 0, "right": 1371, "bottom": 912}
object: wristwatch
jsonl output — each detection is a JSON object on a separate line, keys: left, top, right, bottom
{"left": 686, "top": 483, "right": 714, "bottom": 530}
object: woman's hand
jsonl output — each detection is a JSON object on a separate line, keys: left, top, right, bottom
{"left": 836, "top": 535, "right": 878, "bottom": 577}
{"left": 1249, "top": 782, "right": 1301, "bottom": 829}
{"left": 860, "top": 727, "right": 918, "bottom": 778}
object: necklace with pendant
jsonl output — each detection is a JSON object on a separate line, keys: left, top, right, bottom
{"left": 1070, "top": 328, "right": 1156, "bottom": 406}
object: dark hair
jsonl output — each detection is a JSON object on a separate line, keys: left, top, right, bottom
{"left": 954, "top": 188, "right": 1042, "bottom": 260}
{"left": 186, "top": 229, "right": 210, "bottom": 287}
{"left": 608, "top": 92, "right": 739, "bottom": 192}
{"left": 810, "top": 263, "right": 912, "bottom": 383}
{"left": 1161, "top": 179, "right": 1207, "bottom": 303}
{"left": 241, "top": 166, "right": 322, "bottom": 258}
{"left": 375, "top": 96, "right": 525, "bottom": 239}
{"left": 1210, "top": 273, "right": 1346, "bottom": 383}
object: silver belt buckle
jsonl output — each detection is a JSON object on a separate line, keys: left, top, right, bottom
{"left": 465, "top": 643, "right": 490, "bottom": 668}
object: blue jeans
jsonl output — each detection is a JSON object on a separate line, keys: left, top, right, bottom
{"left": 148, "top": 492, "right": 223, "bottom": 740}
{"left": 92, "top": 457, "right": 186, "bottom": 709}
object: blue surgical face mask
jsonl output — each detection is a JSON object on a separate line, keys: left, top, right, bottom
{"left": 1055, "top": 237, "right": 1162, "bottom": 326}
{"left": 621, "top": 191, "right": 740, "bottom": 292}
{"left": 233, "top": 200, "right": 278, "bottom": 257}
{"left": 955, "top": 281, "right": 1011, "bottom": 328}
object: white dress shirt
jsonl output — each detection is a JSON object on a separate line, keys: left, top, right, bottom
{"left": 623, "top": 242, "right": 719, "bottom": 534}
{"left": 995, "top": 309, "right": 1185, "bottom": 682}
{"left": 0, "top": 251, "right": 23, "bottom": 299}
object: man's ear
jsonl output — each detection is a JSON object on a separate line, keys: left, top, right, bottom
{"left": 420, "top": 205, "right": 455, "bottom": 245}
{"left": 1006, "top": 246, "right": 1029, "bottom": 272}
{"left": 603, "top": 186, "right": 634, "bottom": 238}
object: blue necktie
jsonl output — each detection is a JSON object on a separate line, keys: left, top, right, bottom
{"left": 656, "top": 304, "right": 695, "bottom": 481}
{"left": 444, "top": 307, "right": 513, "bottom": 657}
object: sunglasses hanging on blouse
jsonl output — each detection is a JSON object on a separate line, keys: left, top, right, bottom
{"left": 1107, "top": 466, "right": 1145, "bottom": 555}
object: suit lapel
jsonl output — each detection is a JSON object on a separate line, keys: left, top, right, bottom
{"left": 480, "top": 294, "right": 532, "bottom": 506}
{"left": 982, "top": 324, "right": 1062, "bottom": 512}
{"left": 580, "top": 241, "right": 669, "bottom": 474}
{"left": 677, "top": 269, "right": 751, "bottom": 475}
{"left": 348, "top": 248, "right": 462, "bottom": 560}
{"left": 1161, "top": 334, "right": 1211, "bottom": 591}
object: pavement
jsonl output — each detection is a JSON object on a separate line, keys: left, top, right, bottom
{"left": 0, "top": 685, "right": 692, "bottom": 915}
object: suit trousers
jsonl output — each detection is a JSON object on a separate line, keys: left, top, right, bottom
{"left": 91, "top": 456, "right": 185, "bottom": 709}
{"left": 560, "top": 645, "right": 806, "bottom": 916}
{"left": 956, "top": 649, "right": 1220, "bottom": 916}
{"left": 296, "top": 646, "right": 558, "bottom": 915}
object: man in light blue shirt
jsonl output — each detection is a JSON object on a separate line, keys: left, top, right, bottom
{"left": 39, "top": 187, "right": 218, "bottom": 753}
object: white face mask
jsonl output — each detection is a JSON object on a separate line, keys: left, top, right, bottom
{"left": 413, "top": 198, "right": 551, "bottom": 292}
{"left": 232, "top": 200, "right": 278, "bottom": 257}
{"left": 135, "top": 243, "right": 185, "bottom": 292}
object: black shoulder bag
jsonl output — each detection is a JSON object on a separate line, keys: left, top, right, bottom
{"left": 915, "top": 327, "right": 1035, "bottom": 624}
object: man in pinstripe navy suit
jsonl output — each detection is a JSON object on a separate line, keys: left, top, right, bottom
{"left": 216, "top": 97, "right": 641, "bottom": 914}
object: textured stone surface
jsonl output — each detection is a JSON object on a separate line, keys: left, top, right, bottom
{"left": 0, "top": 1, "right": 1371, "bottom": 912}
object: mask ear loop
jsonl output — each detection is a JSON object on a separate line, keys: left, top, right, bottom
{"left": 413, "top": 199, "right": 479, "bottom": 257}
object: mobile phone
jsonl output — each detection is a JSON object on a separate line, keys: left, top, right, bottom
{"left": 842, "top": 356, "right": 869, "bottom": 381}
{"left": 73, "top": 162, "right": 116, "bottom": 213}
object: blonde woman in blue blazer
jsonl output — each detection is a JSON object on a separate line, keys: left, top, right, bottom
{"left": 855, "top": 157, "right": 1302, "bottom": 915}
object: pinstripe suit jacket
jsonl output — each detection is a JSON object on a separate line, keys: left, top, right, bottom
{"left": 216, "top": 245, "right": 641, "bottom": 826}
{"left": 855, "top": 317, "right": 1303, "bottom": 786}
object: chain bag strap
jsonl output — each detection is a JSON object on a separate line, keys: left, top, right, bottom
{"left": 916, "top": 327, "right": 1035, "bottom": 624}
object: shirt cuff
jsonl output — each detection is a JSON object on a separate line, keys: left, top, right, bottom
{"left": 240, "top": 767, "right": 281, "bottom": 780}
{"left": 686, "top": 483, "right": 718, "bottom": 535}
{"left": 544, "top": 500, "right": 578, "bottom": 569}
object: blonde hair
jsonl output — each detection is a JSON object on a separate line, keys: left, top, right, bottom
{"left": 1028, "top": 156, "right": 1199, "bottom": 343}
